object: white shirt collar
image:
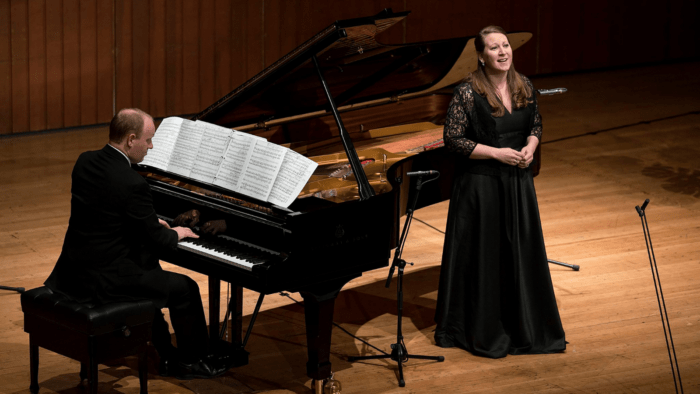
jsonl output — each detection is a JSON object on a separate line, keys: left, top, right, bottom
{"left": 107, "top": 144, "right": 131, "bottom": 165}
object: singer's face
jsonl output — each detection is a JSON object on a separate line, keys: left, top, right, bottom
{"left": 127, "top": 116, "right": 155, "bottom": 164}
{"left": 479, "top": 33, "right": 512, "bottom": 73}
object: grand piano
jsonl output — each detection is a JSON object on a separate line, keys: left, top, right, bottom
{"left": 136, "top": 9, "right": 532, "bottom": 392}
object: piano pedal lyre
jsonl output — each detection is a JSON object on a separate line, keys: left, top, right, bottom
{"left": 215, "top": 291, "right": 265, "bottom": 368}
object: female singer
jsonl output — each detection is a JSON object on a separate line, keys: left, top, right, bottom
{"left": 433, "top": 26, "right": 566, "bottom": 358}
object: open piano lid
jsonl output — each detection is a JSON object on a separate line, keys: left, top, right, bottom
{"left": 145, "top": 9, "right": 531, "bottom": 211}
{"left": 193, "top": 9, "right": 535, "bottom": 129}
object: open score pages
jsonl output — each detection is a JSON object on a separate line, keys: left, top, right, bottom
{"left": 141, "top": 117, "right": 318, "bottom": 208}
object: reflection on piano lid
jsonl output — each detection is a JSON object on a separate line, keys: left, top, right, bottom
{"left": 192, "top": 15, "right": 531, "bottom": 133}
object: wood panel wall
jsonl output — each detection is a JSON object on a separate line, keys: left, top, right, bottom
{"left": 1, "top": 0, "right": 698, "bottom": 135}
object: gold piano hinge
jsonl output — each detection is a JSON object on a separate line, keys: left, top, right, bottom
{"left": 256, "top": 121, "right": 268, "bottom": 130}
{"left": 390, "top": 95, "right": 400, "bottom": 103}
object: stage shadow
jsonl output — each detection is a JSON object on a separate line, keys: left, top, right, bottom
{"left": 6, "top": 267, "right": 441, "bottom": 394}
{"left": 313, "top": 265, "right": 439, "bottom": 329}
{"left": 193, "top": 265, "right": 443, "bottom": 392}
{"left": 6, "top": 351, "right": 149, "bottom": 394}
{"left": 642, "top": 163, "right": 700, "bottom": 198}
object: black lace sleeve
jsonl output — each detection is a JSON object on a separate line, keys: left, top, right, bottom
{"left": 443, "top": 84, "right": 478, "bottom": 157}
{"left": 524, "top": 76, "right": 542, "bottom": 140}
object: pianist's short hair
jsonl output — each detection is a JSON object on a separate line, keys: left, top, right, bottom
{"left": 109, "top": 108, "right": 153, "bottom": 143}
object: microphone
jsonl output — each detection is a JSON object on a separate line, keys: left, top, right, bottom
{"left": 537, "top": 88, "right": 568, "bottom": 95}
{"left": 407, "top": 170, "right": 439, "bottom": 177}
{"left": 635, "top": 199, "right": 650, "bottom": 217}
{"left": 641, "top": 199, "right": 650, "bottom": 211}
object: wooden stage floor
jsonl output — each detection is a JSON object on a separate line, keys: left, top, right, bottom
{"left": 1, "top": 62, "right": 699, "bottom": 393}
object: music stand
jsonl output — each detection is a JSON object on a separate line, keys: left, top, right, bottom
{"left": 348, "top": 171, "right": 444, "bottom": 387}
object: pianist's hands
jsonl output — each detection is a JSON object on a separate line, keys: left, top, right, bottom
{"left": 173, "top": 226, "right": 199, "bottom": 241}
{"left": 201, "top": 220, "right": 227, "bottom": 236}
{"left": 173, "top": 209, "right": 200, "bottom": 227}
{"left": 160, "top": 218, "right": 198, "bottom": 240}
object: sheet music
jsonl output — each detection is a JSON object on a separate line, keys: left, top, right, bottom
{"left": 213, "top": 131, "right": 264, "bottom": 190}
{"left": 237, "top": 139, "right": 286, "bottom": 201}
{"left": 189, "top": 121, "right": 233, "bottom": 183}
{"left": 167, "top": 119, "right": 203, "bottom": 177}
{"left": 140, "top": 117, "right": 183, "bottom": 170}
{"left": 142, "top": 116, "right": 318, "bottom": 208}
{"left": 268, "top": 150, "right": 319, "bottom": 208}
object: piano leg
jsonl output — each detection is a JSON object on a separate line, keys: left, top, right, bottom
{"left": 300, "top": 291, "right": 335, "bottom": 380}
{"left": 230, "top": 285, "right": 243, "bottom": 344}
{"left": 299, "top": 275, "right": 359, "bottom": 391}
{"left": 208, "top": 278, "right": 221, "bottom": 341}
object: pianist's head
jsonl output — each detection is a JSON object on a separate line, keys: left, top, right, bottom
{"left": 109, "top": 108, "right": 156, "bottom": 164}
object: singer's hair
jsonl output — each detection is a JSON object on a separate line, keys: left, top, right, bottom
{"left": 466, "top": 25, "right": 532, "bottom": 117}
{"left": 109, "top": 108, "right": 153, "bottom": 143}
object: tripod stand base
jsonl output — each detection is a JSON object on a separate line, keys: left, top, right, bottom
{"left": 548, "top": 259, "right": 579, "bottom": 271}
{"left": 0, "top": 285, "right": 25, "bottom": 293}
{"left": 348, "top": 343, "right": 444, "bottom": 387}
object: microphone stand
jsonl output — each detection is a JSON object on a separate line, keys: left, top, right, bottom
{"left": 636, "top": 199, "right": 683, "bottom": 394}
{"left": 537, "top": 88, "right": 579, "bottom": 272}
{"left": 348, "top": 172, "right": 444, "bottom": 387}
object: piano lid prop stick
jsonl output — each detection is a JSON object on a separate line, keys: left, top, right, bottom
{"left": 311, "top": 54, "right": 374, "bottom": 200}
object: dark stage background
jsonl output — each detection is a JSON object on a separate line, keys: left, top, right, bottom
{"left": 1, "top": 0, "right": 698, "bottom": 135}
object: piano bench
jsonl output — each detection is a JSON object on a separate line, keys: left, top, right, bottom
{"left": 20, "top": 286, "right": 154, "bottom": 394}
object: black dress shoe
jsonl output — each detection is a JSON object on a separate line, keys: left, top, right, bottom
{"left": 208, "top": 340, "right": 249, "bottom": 369}
{"left": 174, "top": 358, "right": 226, "bottom": 380}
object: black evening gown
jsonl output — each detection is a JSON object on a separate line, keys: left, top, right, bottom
{"left": 434, "top": 105, "right": 566, "bottom": 358}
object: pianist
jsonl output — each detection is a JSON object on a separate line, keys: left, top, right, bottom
{"left": 44, "top": 108, "right": 228, "bottom": 379}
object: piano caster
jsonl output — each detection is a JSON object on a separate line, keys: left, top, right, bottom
{"left": 313, "top": 379, "right": 323, "bottom": 394}
{"left": 311, "top": 373, "right": 342, "bottom": 394}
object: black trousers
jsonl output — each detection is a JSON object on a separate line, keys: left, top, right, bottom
{"left": 149, "top": 271, "right": 209, "bottom": 362}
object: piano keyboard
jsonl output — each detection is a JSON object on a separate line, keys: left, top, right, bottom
{"left": 178, "top": 234, "right": 277, "bottom": 271}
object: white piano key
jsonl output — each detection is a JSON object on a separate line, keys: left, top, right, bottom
{"left": 178, "top": 240, "right": 256, "bottom": 271}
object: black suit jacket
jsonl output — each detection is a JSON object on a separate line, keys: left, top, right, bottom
{"left": 45, "top": 145, "right": 178, "bottom": 307}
